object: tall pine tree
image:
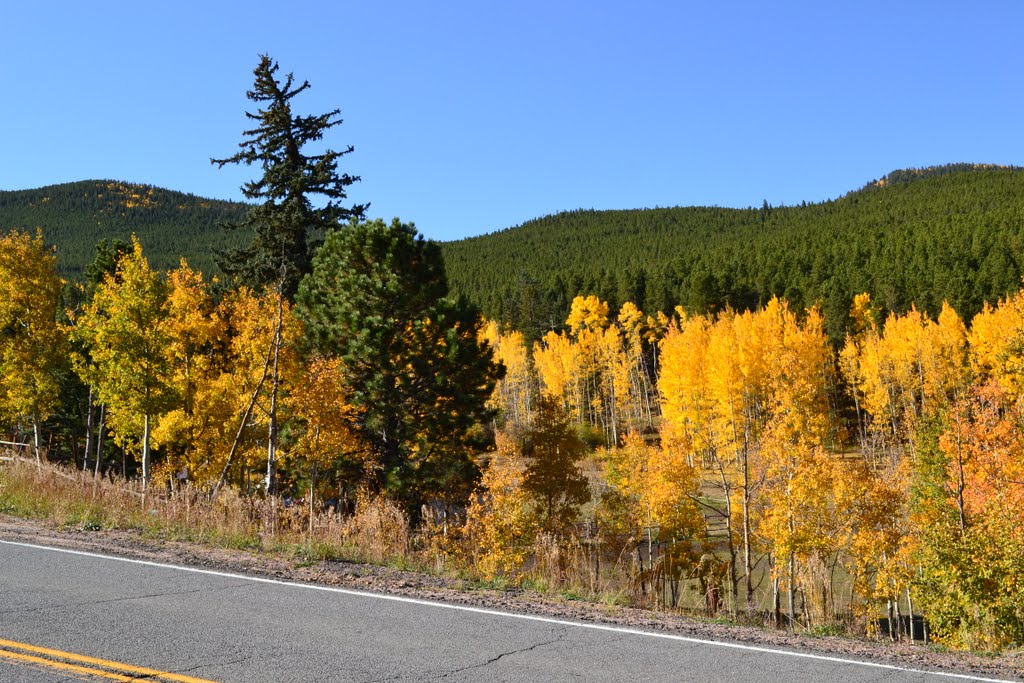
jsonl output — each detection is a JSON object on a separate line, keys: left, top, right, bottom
{"left": 212, "top": 55, "right": 366, "bottom": 494}
{"left": 297, "top": 219, "right": 504, "bottom": 515}
{"left": 212, "top": 54, "right": 366, "bottom": 299}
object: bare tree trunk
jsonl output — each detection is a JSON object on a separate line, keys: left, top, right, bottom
{"left": 742, "top": 434, "right": 754, "bottom": 614}
{"left": 142, "top": 412, "right": 151, "bottom": 488}
{"left": 266, "top": 284, "right": 285, "bottom": 497}
{"left": 84, "top": 385, "right": 94, "bottom": 472}
{"left": 788, "top": 553, "right": 796, "bottom": 631}
{"left": 211, "top": 335, "right": 275, "bottom": 499}
{"left": 93, "top": 404, "right": 105, "bottom": 479}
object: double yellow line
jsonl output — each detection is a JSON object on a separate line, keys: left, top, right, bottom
{"left": 0, "top": 637, "right": 220, "bottom": 682}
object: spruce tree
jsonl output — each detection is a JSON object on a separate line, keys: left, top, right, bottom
{"left": 212, "top": 55, "right": 366, "bottom": 495}
{"left": 212, "top": 54, "right": 366, "bottom": 299}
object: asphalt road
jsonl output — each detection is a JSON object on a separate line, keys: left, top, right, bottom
{"left": 0, "top": 540, "right": 1011, "bottom": 682}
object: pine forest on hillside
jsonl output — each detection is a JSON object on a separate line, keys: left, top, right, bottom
{"left": 1, "top": 55, "right": 1023, "bottom": 652}
{"left": 443, "top": 164, "right": 1024, "bottom": 341}
{"left": 0, "top": 180, "right": 249, "bottom": 277}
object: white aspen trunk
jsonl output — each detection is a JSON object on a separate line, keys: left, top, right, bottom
{"left": 84, "top": 385, "right": 94, "bottom": 471}
{"left": 266, "top": 285, "right": 284, "bottom": 497}
{"left": 142, "top": 412, "right": 151, "bottom": 487}
{"left": 94, "top": 404, "right": 105, "bottom": 478}
{"left": 32, "top": 414, "right": 42, "bottom": 468}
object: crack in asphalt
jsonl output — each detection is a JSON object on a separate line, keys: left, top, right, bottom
{"left": 357, "top": 629, "right": 569, "bottom": 683}
{"left": 0, "top": 582, "right": 252, "bottom": 616}
{"left": 432, "top": 628, "right": 569, "bottom": 680}
{"left": 162, "top": 653, "right": 252, "bottom": 680}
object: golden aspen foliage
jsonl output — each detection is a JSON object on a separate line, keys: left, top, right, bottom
{"left": 72, "top": 237, "right": 172, "bottom": 484}
{"left": 464, "top": 431, "right": 539, "bottom": 579}
{"left": 659, "top": 297, "right": 835, "bottom": 609}
{"left": 658, "top": 313, "right": 714, "bottom": 457}
{"left": 842, "top": 302, "right": 969, "bottom": 450}
{"left": 566, "top": 295, "right": 610, "bottom": 334}
{"left": 533, "top": 330, "right": 576, "bottom": 405}
{"left": 149, "top": 261, "right": 226, "bottom": 484}
{"left": 969, "top": 289, "right": 1024, "bottom": 402}
{"left": 616, "top": 302, "right": 658, "bottom": 431}
{"left": 218, "top": 286, "right": 303, "bottom": 482}
{"left": 285, "top": 355, "right": 367, "bottom": 482}
{"left": 641, "top": 437, "right": 704, "bottom": 548}
{"left": 479, "top": 319, "right": 534, "bottom": 425}
{"left": 0, "top": 230, "right": 67, "bottom": 460}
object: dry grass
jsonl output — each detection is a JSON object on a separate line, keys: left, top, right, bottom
{"left": 0, "top": 457, "right": 422, "bottom": 568}
{"left": 0, "top": 455, "right": 837, "bottom": 630}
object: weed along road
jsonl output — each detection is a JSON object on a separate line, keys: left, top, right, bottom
{"left": 0, "top": 541, "right": 1013, "bottom": 683}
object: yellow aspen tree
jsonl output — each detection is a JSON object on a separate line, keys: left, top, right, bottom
{"left": 597, "top": 323, "right": 631, "bottom": 444}
{"left": 660, "top": 311, "right": 749, "bottom": 607}
{"left": 209, "top": 286, "right": 302, "bottom": 494}
{"left": 660, "top": 297, "right": 835, "bottom": 615}
{"left": 0, "top": 230, "right": 66, "bottom": 464}
{"left": 150, "top": 261, "right": 226, "bottom": 485}
{"left": 969, "top": 289, "right": 1024, "bottom": 403}
{"left": 479, "top": 319, "right": 534, "bottom": 426}
{"left": 72, "top": 237, "right": 172, "bottom": 486}
{"left": 286, "top": 355, "right": 367, "bottom": 506}
{"left": 843, "top": 300, "right": 969, "bottom": 460}
{"left": 568, "top": 296, "right": 609, "bottom": 429}
{"left": 618, "top": 302, "right": 657, "bottom": 429}
{"left": 533, "top": 330, "right": 577, "bottom": 414}
{"left": 756, "top": 430, "right": 837, "bottom": 628}
{"left": 464, "top": 431, "right": 539, "bottom": 578}
{"left": 566, "top": 295, "right": 610, "bottom": 334}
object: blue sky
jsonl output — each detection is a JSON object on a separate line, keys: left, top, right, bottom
{"left": 3, "top": 2, "right": 1021, "bottom": 241}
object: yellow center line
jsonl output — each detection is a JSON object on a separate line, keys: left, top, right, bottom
{"left": 0, "top": 637, "right": 221, "bottom": 683}
{"left": 0, "top": 648, "right": 136, "bottom": 681}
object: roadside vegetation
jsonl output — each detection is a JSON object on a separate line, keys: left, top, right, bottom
{"left": 1, "top": 56, "right": 1022, "bottom": 654}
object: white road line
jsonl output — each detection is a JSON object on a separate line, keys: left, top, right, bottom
{"left": 0, "top": 539, "right": 1015, "bottom": 683}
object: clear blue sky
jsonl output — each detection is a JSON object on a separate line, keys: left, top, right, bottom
{"left": 3, "top": 2, "right": 1021, "bottom": 241}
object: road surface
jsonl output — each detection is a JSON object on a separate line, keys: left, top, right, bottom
{"left": 0, "top": 540, "right": 1012, "bottom": 682}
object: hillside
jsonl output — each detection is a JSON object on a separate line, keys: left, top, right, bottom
{"left": 4, "top": 168, "right": 1024, "bottom": 343}
{"left": 0, "top": 180, "right": 249, "bottom": 278}
{"left": 441, "top": 165, "right": 1024, "bottom": 340}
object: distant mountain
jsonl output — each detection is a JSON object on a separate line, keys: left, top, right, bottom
{"left": 6, "top": 167, "right": 1024, "bottom": 344}
{"left": 440, "top": 164, "right": 1024, "bottom": 340}
{"left": 0, "top": 180, "right": 250, "bottom": 278}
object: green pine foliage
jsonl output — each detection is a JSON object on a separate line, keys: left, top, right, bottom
{"left": 0, "top": 180, "right": 249, "bottom": 278}
{"left": 296, "top": 218, "right": 504, "bottom": 515}
{"left": 212, "top": 54, "right": 366, "bottom": 299}
{"left": 442, "top": 165, "right": 1024, "bottom": 341}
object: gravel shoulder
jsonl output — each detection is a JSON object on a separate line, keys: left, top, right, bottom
{"left": 1, "top": 514, "right": 1021, "bottom": 681}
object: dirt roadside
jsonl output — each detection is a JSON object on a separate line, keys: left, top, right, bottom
{"left": 1, "top": 514, "right": 1021, "bottom": 681}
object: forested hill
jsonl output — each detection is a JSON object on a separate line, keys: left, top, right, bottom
{"left": 0, "top": 180, "right": 249, "bottom": 277}
{"left": 441, "top": 165, "right": 1024, "bottom": 340}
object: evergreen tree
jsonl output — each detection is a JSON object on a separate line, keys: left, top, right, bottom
{"left": 297, "top": 219, "right": 503, "bottom": 514}
{"left": 521, "top": 395, "right": 591, "bottom": 532}
{"left": 212, "top": 54, "right": 366, "bottom": 493}
{"left": 212, "top": 54, "right": 367, "bottom": 299}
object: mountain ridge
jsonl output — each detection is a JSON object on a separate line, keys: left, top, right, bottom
{"left": 4, "top": 165, "right": 1023, "bottom": 341}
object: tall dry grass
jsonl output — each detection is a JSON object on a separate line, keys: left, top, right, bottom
{"left": 0, "top": 456, "right": 717, "bottom": 616}
{"left": 0, "top": 457, "right": 419, "bottom": 567}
